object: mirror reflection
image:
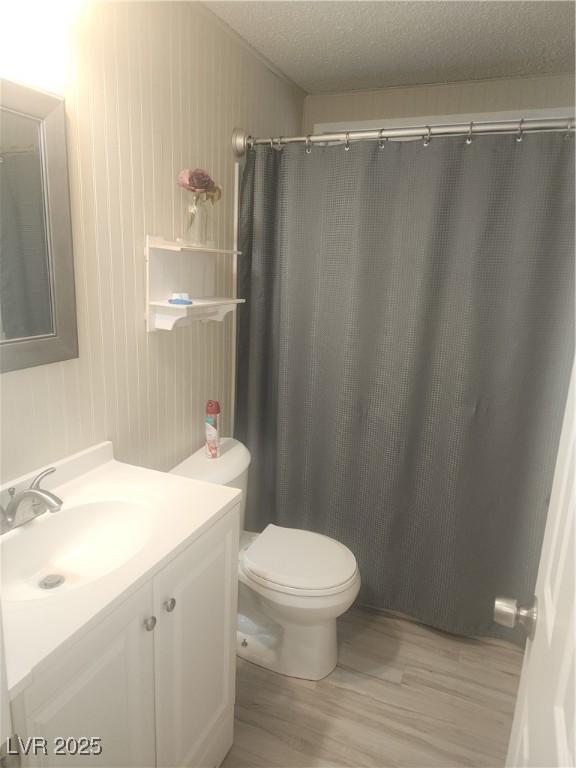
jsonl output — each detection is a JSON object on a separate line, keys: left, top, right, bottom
{"left": 0, "top": 106, "right": 54, "bottom": 341}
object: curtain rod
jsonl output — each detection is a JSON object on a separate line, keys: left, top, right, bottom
{"left": 231, "top": 117, "right": 575, "bottom": 157}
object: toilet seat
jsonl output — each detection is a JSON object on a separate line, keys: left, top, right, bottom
{"left": 240, "top": 524, "right": 359, "bottom": 597}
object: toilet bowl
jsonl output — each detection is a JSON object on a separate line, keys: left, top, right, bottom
{"left": 171, "top": 438, "right": 360, "bottom": 680}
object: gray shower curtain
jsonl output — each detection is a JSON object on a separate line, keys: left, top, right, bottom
{"left": 236, "top": 134, "right": 574, "bottom": 638}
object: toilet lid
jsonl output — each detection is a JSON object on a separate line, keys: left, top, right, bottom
{"left": 241, "top": 524, "right": 358, "bottom": 591}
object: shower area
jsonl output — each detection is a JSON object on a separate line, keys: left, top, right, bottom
{"left": 234, "top": 118, "right": 574, "bottom": 641}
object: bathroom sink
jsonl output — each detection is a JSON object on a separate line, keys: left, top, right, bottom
{"left": 1, "top": 500, "right": 154, "bottom": 602}
{"left": 0, "top": 442, "right": 242, "bottom": 694}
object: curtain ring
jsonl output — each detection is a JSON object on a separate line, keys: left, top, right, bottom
{"left": 465, "top": 121, "right": 474, "bottom": 145}
{"left": 247, "top": 136, "right": 255, "bottom": 151}
{"left": 274, "top": 137, "right": 283, "bottom": 151}
{"left": 423, "top": 126, "right": 431, "bottom": 147}
{"left": 516, "top": 119, "right": 524, "bottom": 143}
{"left": 378, "top": 129, "right": 388, "bottom": 149}
{"left": 305, "top": 136, "right": 312, "bottom": 154}
{"left": 565, "top": 118, "right": 574, "bottom": 139}
{"left": 269, "top": 137, "right": 274, "bottom": 149}
{"left": 344, "top": 132, "right": 351, "bottom": 151}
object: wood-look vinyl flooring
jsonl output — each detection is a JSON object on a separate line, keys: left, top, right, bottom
{"left": 223, "top": 608, "right": 523, "bottom": 768}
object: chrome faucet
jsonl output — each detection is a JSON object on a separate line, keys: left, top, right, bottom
{"left": 1, "top": 467, "right": 63, "bottom": 534}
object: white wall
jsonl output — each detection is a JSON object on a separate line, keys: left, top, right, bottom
{"left": 303, "top": 74, "right": 574, "bottom": 133}
{"left": 0, "top": 2, "right": 304, "bottom": 481}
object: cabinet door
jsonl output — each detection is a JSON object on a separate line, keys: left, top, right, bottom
{"left": 13, "top": 584, "right": 156, "bottom": 768}
{"left": 154, "top": 510, "right": 239, "bottom": 768}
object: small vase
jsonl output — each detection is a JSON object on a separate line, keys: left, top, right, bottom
{"left": 188, "top": 202, "right": 209, "bottom": 246}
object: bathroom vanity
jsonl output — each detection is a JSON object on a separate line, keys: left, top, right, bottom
{"left": 1, "top": 443, "right": 240, "bottom": 768}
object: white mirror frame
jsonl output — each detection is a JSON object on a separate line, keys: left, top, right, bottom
{"left": 0, "top": 79, "right": 78, "bottom": 373}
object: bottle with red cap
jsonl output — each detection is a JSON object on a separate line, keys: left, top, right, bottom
{"left": 205, "top": 400, "right": 221, "bottom": 458}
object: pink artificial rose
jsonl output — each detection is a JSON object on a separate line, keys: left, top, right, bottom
{"left": 177, "top": 168, "right": 215, "bottom": 193}
{"left": 177, "top": 168, "right": 222, "bottom": 210}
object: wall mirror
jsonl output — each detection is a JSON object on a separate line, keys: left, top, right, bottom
{"left": 0, "top": 78, "right": 78, "bottom": 373}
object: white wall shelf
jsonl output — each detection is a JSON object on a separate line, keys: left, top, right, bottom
{"left": 145, "top": 235, "right": 244, "bottom": 332}
{"left": 149, "top": 299, "right": 245, "bottom": 331}
{"left": 147, "top": 236, "right": 241, "bottom": 256}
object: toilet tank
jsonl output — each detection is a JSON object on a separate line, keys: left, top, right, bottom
{"left": 170, "top": 438, "right": 251, "bottom": 531}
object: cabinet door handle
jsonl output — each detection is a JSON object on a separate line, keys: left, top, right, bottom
{"left": 164, "top": 597, "right": 176, "bottom": 613}
{"left": 143, "top": 616, "right": 157, "bottom": 631}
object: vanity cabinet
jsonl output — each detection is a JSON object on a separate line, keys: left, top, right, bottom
{"left": 10, "top": 509, "right": 239, "bottom": 768}
{"left": 11, "top": 584, "right": 156, "bottom": 768}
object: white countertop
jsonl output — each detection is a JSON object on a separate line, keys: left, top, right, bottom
{"left": 1, "top": 443, "right": 241, "bottom": 696}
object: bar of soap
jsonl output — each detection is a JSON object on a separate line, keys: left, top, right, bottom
{"left": 168, "top": 298, "right": 193, "bottom": 305}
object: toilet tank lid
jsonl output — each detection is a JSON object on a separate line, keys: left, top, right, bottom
{"left": 170, "top": 437, "right": 251, "bottom": 485}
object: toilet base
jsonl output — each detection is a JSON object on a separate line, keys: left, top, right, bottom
{"left": 236, "top": 618, "right": 338, "bottom": 681}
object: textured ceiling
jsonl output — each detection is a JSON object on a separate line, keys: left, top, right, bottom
{"left": 204, "top": 1, "right": 575, "bottom": 94}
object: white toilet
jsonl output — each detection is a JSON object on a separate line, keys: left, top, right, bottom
{"left": 171, "top": 438, "right": 360, "bottom": 681}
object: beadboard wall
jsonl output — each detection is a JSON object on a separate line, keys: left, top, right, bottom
{"left": 0, "top": 2, "right": 304, "bottom": 481}
{"left": 303, "top": 73, "right": 575, "bottom": 132}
